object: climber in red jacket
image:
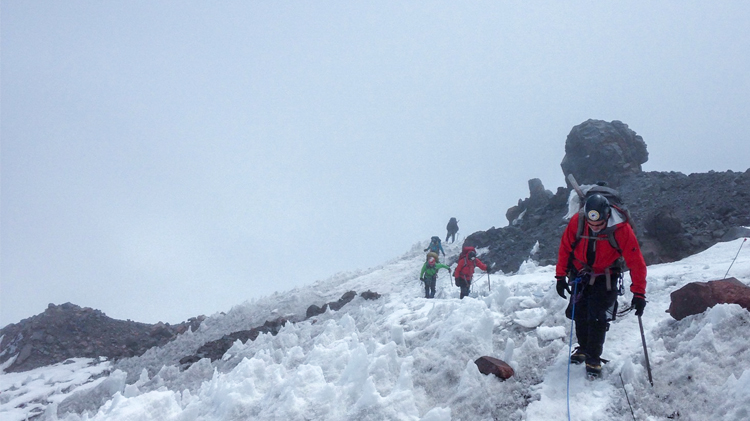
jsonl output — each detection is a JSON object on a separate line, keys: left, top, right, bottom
{"left": 555, "top": 193, "right": 647, "bottom": 378}
{"left": 454, "top": 246, "right": 488, "bottom": 299}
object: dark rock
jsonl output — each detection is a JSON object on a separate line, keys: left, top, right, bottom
{"left": 0, "top": 303, "right": 204, "bottom": 373}
{"left": 329, "top": 291, "right": 357, "bottom": 311}
{"left": 642, "top": 207, "right": 688, "bottom": 262}
{"left": 182, "top": 317, "right": 290, "bottom": 365}
{"left": 306, "top": 291, "right": 358, "bottom": 319}
{"left": 470, "top": 120, "right": 750, "bottom": 274}
{"left": 178, "top": 355, "right": 201, "bottom": 366}
{"left": 667, "top": 278, "right": 750, "bottom": 320}
{"left": 506, "top": 203, "right": 524, "bottom": 226}
{"left": 306, "top": 304, "right": 325, "bottom": 318}
{"left": 475, "top": 356, "right": 514, "bottom": 380}
{"left": 527, "top": 178, "right": 553, "bottom": 209}
{"left": 720, "top": 227, "right": 750, "bottom": 242}
{"left": 560, "top": 119, "right": 648, "bottom": 187}
{"left": 360, "top": 290, "right": 381, "bottom": 300}
{"left": 505, "top": 179, "right": 558, "bottom": 226}
{"left": 179, "top": 290, "right": 381, "bottom": 369}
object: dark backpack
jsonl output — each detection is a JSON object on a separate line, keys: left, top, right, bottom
{"left": 454, "top": 246, "right": 476, "bottom": 281}
{"left": 567, "top": 183, "right": 634, "bottom": 278}
{"left": 458, "top": 245, "right": 475, "bottom": 260}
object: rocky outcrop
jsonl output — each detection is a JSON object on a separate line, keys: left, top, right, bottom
{"left": 506, "top": 179, "right": 565, "bottom": 226}
{"left": 304, "top": 290, "right": 380, "bottom": 318}
{"left": 560, "top": 119, "right": 648, "bottom": 187}
{"left": 0, "top": 303, "right": 204, "bottom": 373}
{"left": 467, "top": 120, "right": 750, "bottom": 274}
{"left": 179, "top": 290, "right": 382, "bottom": 369}
{"left": 179, "top": 317, "right": 289, "bottom": 366}
{"left": 667, "top": 278, "right": 750, "bottom": 320}
{"left": 2, "top": 290, "right": 384, "bottom": 373}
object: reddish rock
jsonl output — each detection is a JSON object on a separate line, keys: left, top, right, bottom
{"left": 475, "top": 356, "right": 514, "bottom": 380}
{"left": 667, "top": 277, "right": 750, "bottom": 320}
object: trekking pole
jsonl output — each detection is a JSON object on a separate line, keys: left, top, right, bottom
{"left": 566, "top": 277, "right": 582, "bottom": 421}
{"left": 723, "top": 237, "right": 747, "bottom": 279}
{"left": 638, "top": 315, "right": 654, "bottom": 387}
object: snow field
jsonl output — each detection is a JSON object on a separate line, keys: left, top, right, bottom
{"left": 1, "top": 238, "right": 748, "bottom": 420}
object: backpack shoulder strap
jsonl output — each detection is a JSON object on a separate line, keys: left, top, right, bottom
{"left": 577, "top": 225, "right": 622, "bottom": 253}
{"left": 604, "top": 226, "right": 622, "bottom": 253}
{"left": 566, "top": 210, "right": 586, "bottom": 274}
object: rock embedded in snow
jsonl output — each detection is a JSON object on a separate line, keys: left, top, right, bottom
{"left": 667, "top": 277, "right": 750, "bottom": 320}
{"left": 474, "top": 356, "right": 515, "bottom": 380}
{"left": 305, "top": 290, "right": 359, "bottom": 318}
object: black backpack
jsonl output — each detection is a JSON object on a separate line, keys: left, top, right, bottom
{"left": 571, "top": 183, "right": 633, "bottom": 254}
{"left": 566, "top": 178, "right": 634, "bottom": 289}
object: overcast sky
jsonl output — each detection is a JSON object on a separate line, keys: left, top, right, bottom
{"left": 2, "top": 1, "right": 749, "bottom": 327}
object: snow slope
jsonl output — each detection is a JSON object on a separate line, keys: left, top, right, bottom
{"left": 2, "top": 238, "right": 749, "bottom": 421}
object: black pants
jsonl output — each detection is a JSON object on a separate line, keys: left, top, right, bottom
{"left": 567, "top": 275, "right": 619, "bottom": 362}
{"left": 455, "top": 277, "right": 471, "bottom": 299}
{"left": 424, "top": 276, "right": 436, "bottom": 298}
{"left": 446, "top": 231, "right": 457, "bottom": 243}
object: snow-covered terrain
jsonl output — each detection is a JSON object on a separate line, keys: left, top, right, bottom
{"left": 2, "top": 237, "right": 749, "bottom": 421}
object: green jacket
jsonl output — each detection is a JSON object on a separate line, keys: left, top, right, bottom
{"left": 420, "top": 262, "right": 451, "bottom": 280}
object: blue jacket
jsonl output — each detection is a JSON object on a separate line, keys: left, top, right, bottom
{"left": 424, "top": 241, "right": 445, "bottom": 256}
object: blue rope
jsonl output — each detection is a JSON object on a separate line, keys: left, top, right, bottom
{"left": 566, "top": 277, "right": 581, "bottom": 421}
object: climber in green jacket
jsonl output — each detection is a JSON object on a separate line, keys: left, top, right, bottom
{"left": 420, "top": 256, "right": 452, "bottom": 299}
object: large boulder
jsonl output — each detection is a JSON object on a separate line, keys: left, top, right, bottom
{"left": 560, "top": 119, "right": 648, "bottom": 187}
{"left": 667, "top": 278, "right": 750, "bottom": 320}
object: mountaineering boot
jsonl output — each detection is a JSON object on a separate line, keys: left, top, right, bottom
{"left": 570, "top": 346, "right": 587, "bottom": 364}
{"left": 585, "top": 358, "right": 602, "bottom": 379}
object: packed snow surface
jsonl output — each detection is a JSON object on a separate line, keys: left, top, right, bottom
{"left": 2, "top": 238, "right": 749, "bottom": 420}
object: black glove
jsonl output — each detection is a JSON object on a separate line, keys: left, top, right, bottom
{"left": 632, "top": 294, "right": 646, "bottom": 316}
{"left": 556, "top": 276, "right": 571, "bottom": 298}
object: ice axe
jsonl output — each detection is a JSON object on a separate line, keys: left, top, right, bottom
{"left": 567, "top": 173, "right": 586, "bottom": 199}
{"left": 638, "top": 315, "right": 654, "bottom": 386}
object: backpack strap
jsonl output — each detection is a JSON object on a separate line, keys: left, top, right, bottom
{"left": 579, "top": 226, "right": 622, "bottom": 253}
{"left": 567, "top": 212, "right": 624, "bottom": 291}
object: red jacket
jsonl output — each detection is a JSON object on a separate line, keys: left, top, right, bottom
{"left": 454, "top": 255, "right": 488, "bottom": 281}
{"left": 556, "top": 213, "right": 647, "bottom": 296}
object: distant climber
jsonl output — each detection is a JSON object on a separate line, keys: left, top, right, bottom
{"left": 453, "top": 246, "right": 488, "bottom": 299}
{"left": 446, "top": 218, "right": 459, "bottom": 243}
{"left": 424, "top": 236, "right": 446, "bottom": 258}
{"left": 420, "top": 256, "right": 451, "bottom": 299}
